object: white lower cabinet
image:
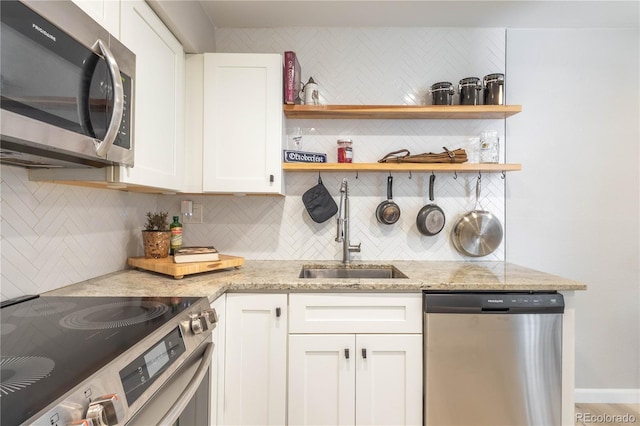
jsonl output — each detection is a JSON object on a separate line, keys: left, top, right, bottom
{"left": 288, "top": 293, "right": 423, "bottom": 426}
{"left": 289, "top": 334, "right": 422, "bottom": 426}
{"left": 289, "top": 334, "right": 356, "bottom": 425}
{"left": 223, "top": 293, "right": 287, "bottom": 425}
{"left": 210, "top": 295, "right": 226, "bottom": 426}
{"left": 354, "top": 334, "right": 423, "bottom": 426}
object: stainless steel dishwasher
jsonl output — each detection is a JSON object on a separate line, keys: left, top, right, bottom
{"left": 423, "top": 292, "right": 564, "bottom": 426}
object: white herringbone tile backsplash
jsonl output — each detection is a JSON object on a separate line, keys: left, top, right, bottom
{"left": 1, "top": 166, "right": 157, "bottom": 300}
{"left": 1, "top": 27, "right": 509, "bottom": 299}
{"left": 160, "top": 27, "right": 508, "bottom": 262}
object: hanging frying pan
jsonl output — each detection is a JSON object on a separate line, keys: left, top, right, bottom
{"left": 376, "top": 175, "right": 401, "bottom": 225}
{"left": 416, "top": 173, "right": 445, "bottom": 236}
{"left": 451, "top": 175, "right": 503, "bottom": 257}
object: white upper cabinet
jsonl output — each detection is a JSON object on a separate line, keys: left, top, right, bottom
{"left": 71, "top": 0, "right": 120, "bottom": 35}
{"left": 201, "top": 53, "right": 284, "bottom": 194}
{"left": 118, "top": 0, "right": 185, "bottom": 191}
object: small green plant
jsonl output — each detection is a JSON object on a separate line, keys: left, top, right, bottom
{"left": 144, "top": 211, "right": 169, "bottom": 231}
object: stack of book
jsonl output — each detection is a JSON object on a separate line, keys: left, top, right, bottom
{"left": 173, "top": 246, "right": 219, "bottom": 263}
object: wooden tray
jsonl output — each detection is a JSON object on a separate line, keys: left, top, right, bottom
{"left": 128, "top": 254, "right": 244, "bottom": 279}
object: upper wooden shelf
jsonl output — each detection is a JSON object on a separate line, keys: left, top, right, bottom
{"left": 283, "top": 162, "right": 521, "bottom": 173}
{"left": 283, "top": 104, "right": 522, "bottom": 119}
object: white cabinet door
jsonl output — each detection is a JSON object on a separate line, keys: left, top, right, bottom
{"left": 224, "top": 293, "right": 287, "bottom": 425}
{"left": 355, "top": 334, "right": 423, "bottom": 426}
{"left": 202, "top": 53, "right": 283, "bottom": 194}
{"left": 289, "top": 334, "right": 356, "bottom": 426}
{"left": 118, "top": 0, "right": 185, "bottom": 191}
{"left": 210, "top": 295, "right": 226, "bottom": 426}
{"left": 71, "top": 0, "right": 119, "bottom": 35}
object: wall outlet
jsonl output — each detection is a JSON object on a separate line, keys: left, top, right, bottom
{"left": 183, "top": 203, "right": 203, "bottom": 224}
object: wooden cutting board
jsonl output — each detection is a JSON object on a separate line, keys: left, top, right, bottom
{"left": 128, "top": 254, "right": 244, "bottom": 279}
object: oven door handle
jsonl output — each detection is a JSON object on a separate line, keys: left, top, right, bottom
{"left": 157, "top": 342, "right": 214, "bottom": 426}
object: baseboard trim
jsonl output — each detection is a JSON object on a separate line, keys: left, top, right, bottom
{"left": 575, "top": 388, "right": 640, "bottom": 404}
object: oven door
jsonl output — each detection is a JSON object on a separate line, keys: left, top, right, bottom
{"left": 127, "top": 340, "right": 213, "bottom": 426}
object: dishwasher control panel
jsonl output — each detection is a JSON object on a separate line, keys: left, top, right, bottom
{"left": 424, "top": 292, "right": 565, "bottom": 314}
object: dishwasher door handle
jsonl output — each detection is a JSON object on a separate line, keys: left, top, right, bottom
{"left": 481, "top": 308, "right": 510, "bottom": 312}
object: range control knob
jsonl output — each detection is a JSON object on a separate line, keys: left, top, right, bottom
{"left": 189, "top": 308, "right": 218, "bottom": 334}
{"left": 202, "top": 308, "right": 218, "bottom": 325}
{"left": 79, "top": 394, "right": 122, "bottom": 426}
{"left": 190, "top": 313, "right": 206, "bottom": 334}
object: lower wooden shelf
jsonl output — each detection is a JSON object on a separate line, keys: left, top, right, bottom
{"left": 282, "top": 162, "right": 521, "bottom": 173}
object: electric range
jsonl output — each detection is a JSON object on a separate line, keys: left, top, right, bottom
{"left": 0, "top": 295, "right": 216, "bottom": 425}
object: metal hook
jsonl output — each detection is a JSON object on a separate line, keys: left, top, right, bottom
{"left": 501, "top": 171, "right": 506, "bottom": 180}
{"left": 409, "top": 170, "right": 412, "bottom": 180}
{"left": 478, "top": 171, "right": 482, "bottom": 181}
{"left": 453, "top": 171, "right": 458, "bottom": 180}
{"left": 388, "top": 171, "right": 392, "bottom": 177}
{"left": 355, "top": 171, "right": 359, "bottom": 179}
{"left": 431, "top": 171, "right": 435, "bottom": 177}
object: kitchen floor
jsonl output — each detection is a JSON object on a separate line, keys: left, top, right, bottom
{"left": 575, "top": 404, "right": 640, "bottom": 425}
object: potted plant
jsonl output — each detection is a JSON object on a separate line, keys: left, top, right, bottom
{"left": 142, "top": 211, "right": 171, "bottom": 259}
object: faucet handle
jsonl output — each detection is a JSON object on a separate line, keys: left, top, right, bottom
{"left": 349, "top": 242, "right": 361, "bottom": 253}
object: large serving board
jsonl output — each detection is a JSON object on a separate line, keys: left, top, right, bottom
{"left": 128, "top": 254, "right": 244, "bottom": 279}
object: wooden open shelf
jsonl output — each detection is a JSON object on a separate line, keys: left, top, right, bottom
{"left": 282, "top": 162, "right": 521, "bottom": 173}
{"left": 283, "top": 104, "right": 522, "bottom": 119}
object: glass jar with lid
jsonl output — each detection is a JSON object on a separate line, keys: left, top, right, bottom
{"left": 337, "top": 139, "right": 353, "bottom": 163}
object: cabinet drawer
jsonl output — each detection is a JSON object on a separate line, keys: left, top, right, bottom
{"left": 289, "top": 293, "right": 422, "bottom": 334}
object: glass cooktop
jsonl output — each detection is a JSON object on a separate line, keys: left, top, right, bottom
{"left": 0, "top": 295, "right": 201, "bottom": 426}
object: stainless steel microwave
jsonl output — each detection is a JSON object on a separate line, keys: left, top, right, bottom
{"left": 0, "top": 0, "right": 135, "bottom": 168}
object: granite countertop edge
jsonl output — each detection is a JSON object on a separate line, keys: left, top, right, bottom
{"left": 43, "top": 260, "right": 587, "bottom": 301}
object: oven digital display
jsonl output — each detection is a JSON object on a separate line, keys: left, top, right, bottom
{"left": 119, "top": 326, "right": 186, "bottom": 405}
{"left": 144, "top": 341, "right": 170, "bottom": 379}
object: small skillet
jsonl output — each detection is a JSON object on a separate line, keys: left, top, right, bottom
{"left": 416, "top": 173, "right": 445, "bottom": 236}
{"left": 376, "top": 175, "right": 401, "bottom": 225}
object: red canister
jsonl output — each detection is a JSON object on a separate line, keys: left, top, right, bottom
{"left": 337, "top": 139, "right": 353, "bottom": 163}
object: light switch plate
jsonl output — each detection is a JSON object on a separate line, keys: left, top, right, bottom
{"left": 183, "top": 203, "right": 203, "bottom": 224}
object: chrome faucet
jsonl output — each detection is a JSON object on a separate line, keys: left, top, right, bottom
{"left": 335, "top": 178, "right": 361, "bottom": 264}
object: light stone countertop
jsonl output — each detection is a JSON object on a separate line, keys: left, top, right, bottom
{"left": 44, "top": 260, "right": 587, "bottom": 302}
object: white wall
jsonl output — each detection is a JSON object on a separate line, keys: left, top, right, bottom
{"left": 506, "top": 29, "right": 639, "bottom": 393}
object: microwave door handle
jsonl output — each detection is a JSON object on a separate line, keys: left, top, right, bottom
{"left": 91, "top": 39, "right": 124, "bottom": 158}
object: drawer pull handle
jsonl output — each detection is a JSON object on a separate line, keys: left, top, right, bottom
{"left": 362, "top": 348, "right": 367, "bottom": 359}
{"left": 345, "top": 348, "right": 350, "bottom": 359}
{"left": 276, "top": 307, "right": 281, "bottom": 317}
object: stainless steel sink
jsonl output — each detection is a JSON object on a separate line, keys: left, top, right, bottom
{"left": 299, "top": 265, "right": 408, "bottom": 279}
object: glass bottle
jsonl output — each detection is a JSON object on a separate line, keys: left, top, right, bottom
{"left": 170, "top": 216, "right": 183, "bottom": 255}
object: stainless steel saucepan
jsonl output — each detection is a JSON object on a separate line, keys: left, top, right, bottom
{"left": 451, "top": 175, "right": 503, "bottom": 257}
